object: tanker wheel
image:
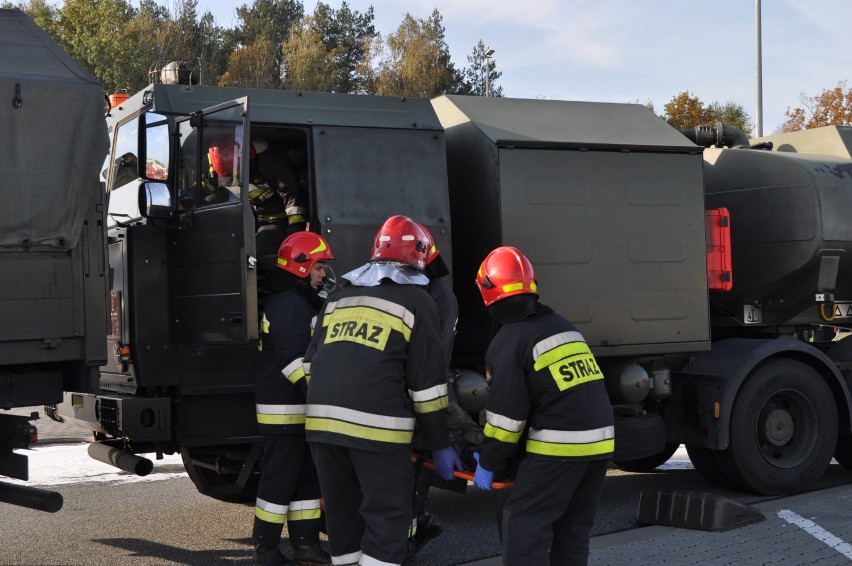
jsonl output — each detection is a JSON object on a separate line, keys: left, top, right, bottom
{"left": 714, "top": 359, "right": 838, "bottom": 495}
{"left": 685, "top": 445, "right": 738, "bottom": 489}
{"left": 612, "top": 443, "right": 679, "bottom": 472}
{"left": 834, "top": 435, "right": 852, "bottom": 470}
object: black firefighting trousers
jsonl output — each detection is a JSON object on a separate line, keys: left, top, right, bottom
{"left": 252, "top": 434, "right": 323, "bottom": 548}
{"left": 502, "top": 458, "right": 608, "bottom": 566}
{"left": 311, "top": 443, "right": 415, "bottom": 565}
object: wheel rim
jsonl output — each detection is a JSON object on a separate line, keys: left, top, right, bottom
{"left": 754, "top": 388, "right": 817, "bottom": 469}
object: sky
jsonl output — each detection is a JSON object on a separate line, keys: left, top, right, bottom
{"left": 190, "top": 0, "right": 852, "bottom": 135}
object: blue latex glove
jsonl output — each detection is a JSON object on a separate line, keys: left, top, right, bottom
{"left": 472, "top": 452, "right": 494, "bottom": 490}
{"left": 432, "top": 445, "right": 464, "bottom": 481}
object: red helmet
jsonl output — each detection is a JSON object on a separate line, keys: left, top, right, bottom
{"left": 277, "top": 232, "right": 335, "bottom": 277}
{"left": 370, "top": 215, "right": 430, "bottom": 269}
{"left": 419, "top": 224, "right": 440, "bottom": 266}
{"left": 208, "top": 135, "right": 255, "bottom": 176}
{"left": 475, "top": 246, "right": 539, "bottom": 307}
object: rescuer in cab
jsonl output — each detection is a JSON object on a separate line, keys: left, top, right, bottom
{"left": 472, "top": 246, "right": 614, "bottom": 566}
{"left": 253, "top": 231, "right": 335, "bottom": 566}
{"left": 303, "top": 215, "right": 464, "bottom": 565}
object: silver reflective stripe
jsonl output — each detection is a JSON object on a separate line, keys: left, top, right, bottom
{"left": 532, "top": 331, "right": 585, "bottom": 361}
{"left": 325, "top": 296, "right": 415, "bottom": 330}
{"left": 307, "top": 404, "right": 415, "bottom": 430}
{"left": 332, "top": 550, "right": 362, "bottom": 565}
{"left": 408, "top": 383, "right": 448, "bottom": 402}
{"left": 310, "top": 315, "right": 317, "bottom": 332}
{"left": 256, "top": 404, "right": 307, "bottom": 415}
{"left": 283, "top": 357, "right": 304, "bottom": 379}
{"left": 289, "top": 498, "right": 321, "bottom": 511}
{"left": 303, "top": 362, "right": 311, "bottom": 374}
{"left": 528, "top": 425, "right": 615, "bottom": 443}
{"left": 360, "top": 553, "right": 398, "bottom": 566}
{"left": 256, "top": 497, "right": 288, "bottom": 515}
{"left": 486, "top": 410, "right": 526, "bottom": 433}
{"left": 286, "top": 205, "right": 308, "bottom": 216}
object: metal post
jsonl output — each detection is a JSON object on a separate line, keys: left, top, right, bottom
{"left": 485, "top": 49, "right": 494, "bottom": 97}
{"left": 755, "top": 0, "right": 763, "bottom": 136}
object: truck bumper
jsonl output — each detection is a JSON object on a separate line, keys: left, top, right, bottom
{"left": 53, "top": 392, "right": 171, "bottom": 443}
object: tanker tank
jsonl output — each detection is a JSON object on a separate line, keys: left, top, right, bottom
{"left": 702, "top": 126, "right": 852, "bottom": 327}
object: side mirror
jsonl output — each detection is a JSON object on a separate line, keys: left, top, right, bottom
{"left": 139, "top": 181, "right": 173, "bottom": 219}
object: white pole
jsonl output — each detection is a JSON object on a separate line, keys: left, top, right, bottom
{"left": 755, "top": 0, "right": 763, "bottom": 136}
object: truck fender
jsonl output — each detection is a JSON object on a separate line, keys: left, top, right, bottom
{"left": 686, "top": 337, "right": 852, "bottom": 450}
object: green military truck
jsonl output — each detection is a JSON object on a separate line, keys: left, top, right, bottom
{"left": 0, "top": 9, "right": 109, "bottom": 511}
{"left": 48, "top": 72, "right": 852, "bottom": 499}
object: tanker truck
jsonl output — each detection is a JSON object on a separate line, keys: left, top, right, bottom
{"left": 0, "top": 9, "right": 110, "bottom": 511}
{"left": 47, "top": 72, "right": 852, "bottom": 498}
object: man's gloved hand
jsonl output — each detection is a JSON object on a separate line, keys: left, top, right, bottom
{"left": 472, "top": 452, "right": 494, "bottom": 490}
{"left": 432, "top": 445, "right": 464, "bottom": 481}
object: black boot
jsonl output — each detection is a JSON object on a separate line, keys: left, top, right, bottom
{"left": 412, "top": 513, "right": 443, "bottom": 553}
{"left": 254, "top": 544, "right": 297, "bottom": 566}
{"left": 292, "top": 543, "right": 331, "bottom": 565}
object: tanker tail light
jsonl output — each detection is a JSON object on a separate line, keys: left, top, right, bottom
{"left": 706, "top": 208, "right": 732, "bottom": 292}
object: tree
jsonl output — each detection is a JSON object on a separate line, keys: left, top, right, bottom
{"left": 459, "top": 40, "right": 502, "bottom": 97}
{"left": 311, "top": 1, "right": 376, "bottom": 93}
{"left": 219, "top": 36, "right": 280, "bottom": 88}
{"left": 663, "top": 91, "right": 751, "bottom": 134}
{"left": 280, "top": 15, "right": 341, "bottom": 92}
{"left": 361, "top": 9, "right": 460, "bottom": 98}
{"left": 778, "top": 81, "right": 852, "bottom": 133}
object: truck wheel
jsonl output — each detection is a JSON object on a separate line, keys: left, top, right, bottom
{"left": 834, "top": 435, "right": 852, "bottom": 470}
{"left": 685, "top": 445, "right": 739, "bottom": 489}
{"left": 715, "top": 359, "right": 838, "bottom": 495}
{"left": 612, "top": 443, "right": 678, "bottom": 472}
{"left": 612, "top": 413, "right": 665, "bottom": 462}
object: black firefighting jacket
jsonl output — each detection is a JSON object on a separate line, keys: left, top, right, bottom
{"left": 480, "top": 303, "right": 614, "bottom": 473}
{"left": 255, "top": 278, "right": 320, "bottom": 435}
{"left": 304, "top": 280, "right": 450, "bottom": 453}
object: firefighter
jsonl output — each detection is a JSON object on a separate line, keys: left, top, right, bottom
{"left": 253, "top": 231, "right": 335, "bottom": 566}
{"left": 206, "top": 134, "right": 251, "bottom": 203}
{"left": 472, "top": 246, "right": 614, "bottom": 566}
{"left": 304, "top": 215, "right": 464, "bottom": 565}
{"left": 411, "top": 223, "right": 459, "bottom": 552}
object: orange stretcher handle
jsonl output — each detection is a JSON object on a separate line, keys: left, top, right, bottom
{"left": 421, "top": 460, "right": 514, "bottom": 489}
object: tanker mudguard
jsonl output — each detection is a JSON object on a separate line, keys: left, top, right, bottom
{"left": 685, "top": 337, "right": 852, "bottom": 450}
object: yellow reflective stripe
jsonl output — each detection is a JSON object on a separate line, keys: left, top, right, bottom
{"left": 534, "top": 341, "right": 590, "bottom": 371}
{"left": 288, "top": 508, "right": 322, "bottom": 521}
{"left": 526, "top": 438, "right": 614, "bottom": 458}
{"left": 526, "top": 426, "right": 615, "bottom": 457}
{"left": 288, "top": 214, "right": 307, "bottom": 226}
{"left": 412, "top": 396, "right": 449, "bottom": 414}
{"left": 306, "top": 417, "right": 413, "bottom": 444}
{"left": 322, "top": 306, "right": 409, "bottom": 349}
{"left": 257, "top": 413, "right": 306, "bottom": 425}
{"left": 260, "top": 313, "right": 270, "bottom": 334}
{"left": 308, "top": 404, "right": 415, "bottom": 430}
{"left": 283, "top": 358, "right": 305, "bottom": 385}
{"left": 256, "top": 404, "right": 307, "bottom": 425}
{"left": 288, "top": 498, "right": 322, "bottom": 522}
{"left": 502, "top": 282, "right": 523, "bottom": 293}
{"left": 325, "top": 296, "right": 415, "bottom": 331}
{"left": 485, "top": 410, "right": 526, "bottom": 432}
{"left": 255, "top": 497, "right": 287, "bottom": 524}
{"left": 256, "top": 507, "right": 287, "bottom": 524}
{"left": 484, "top": 422, "right": 523, "bottom": 444}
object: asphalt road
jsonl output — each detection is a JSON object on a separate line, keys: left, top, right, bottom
{"left": 3, "top": 407, "right": 852, "bottom": 565}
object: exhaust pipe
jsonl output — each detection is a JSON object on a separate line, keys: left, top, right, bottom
{"left": 87, "top": 443, "right": 153, "bottom": 476}
{"left": 0, "top": 480, "right": 63, "bottom": 512}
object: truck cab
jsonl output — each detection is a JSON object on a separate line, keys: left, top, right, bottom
{"left": 54, "top": 82, "right": 452, "bottom": 500}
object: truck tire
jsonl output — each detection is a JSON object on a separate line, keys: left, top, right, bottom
{"left": 714, "top": 359, "right": 838, "bottom": 495}
{"left": 612, "top": 413, "right": 665, "bottom": 462}
{"left": 834, "top": 435, "right": 852, "bottom": 470}
{"left": 685, "top": 445, "right": 738, "bottom": 489}
{"left": 611, "top": 443, "right": 678, "bottom": 472}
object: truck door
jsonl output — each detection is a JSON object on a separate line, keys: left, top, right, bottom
{"left": 170, "top": 98, "right": 257, "bottom": 352}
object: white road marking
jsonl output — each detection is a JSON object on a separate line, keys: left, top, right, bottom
{"left": 777, "top": 509, "right": 852, "bottom": 560}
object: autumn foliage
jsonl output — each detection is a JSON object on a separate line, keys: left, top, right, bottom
{"left": 778, "top": 81, "right": 852, "bottom": 133}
